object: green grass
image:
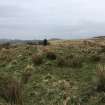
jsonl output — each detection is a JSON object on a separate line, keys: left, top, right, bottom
{"left": 0, "top": 43, "right": 105, "bottom": 105}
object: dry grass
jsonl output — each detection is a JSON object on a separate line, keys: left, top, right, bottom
{"left": 56, "top": 56, "right": 66, "bottom": 67}
{"left": 32, "top": 54, "right": 43, "bottom": 65}
{"left": 0, "top": 43, "right": 10, "bottom": 49}
{"left": 1, "top": 39, "right": 105, "bottom": 105}
{"left": 45, "top": 51, "right": 57, "bottom": 60}
{"left": 96, "top": 64, "right": 105, "bottom": 92}
{"left": 57, "top": 54, "right": 83, "bottom": 68}
{"left": 21, "top": 65, "right": 33, "bottom": 84}
{"left": 49, "top": 40, "right": 84, "bottom": 47}
{"left": 0, "top": 74, "right": 23, "bottom": 105}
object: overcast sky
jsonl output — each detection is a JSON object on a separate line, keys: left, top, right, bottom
{"left": 0, "top": 0, "right": 105, "bottom": 39}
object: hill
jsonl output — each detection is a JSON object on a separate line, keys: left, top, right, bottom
{"left": 0, "top": 39, "right": 105, "bottom": 105}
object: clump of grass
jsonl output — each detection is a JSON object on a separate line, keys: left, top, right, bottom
{"left": 32, "top": 54, "right": 43, "bottom": 65}
{"left": 0, "top": 49, "right": 12, "bottom": 62}
{"left": 56, "top": 56, "right": 66, "bottom": 67}
{"left": 0, "top": 51, "right": 12, "bottom": 65}
{"left": 68, "top": 55, "right": 83, "bottom": 68}
{"left": 57, "top": 54, "right": 83, "bottom": 68}
{"left": 99, "top": 46, "right": 105, "bottom": 53}
{"left": 0, "top": 54, "right": 12, "bottom": 62}
{"left": 45, "top": 51, "right": 57, "bottom": 60}
{"left": 21, "top": 65, "right": 34, "bottom": 84}
{"left": 96, "top": 64, "right": 105, "bottom": 92}
{"left": 0, "top": 74, "right": 23, "bottom": 105}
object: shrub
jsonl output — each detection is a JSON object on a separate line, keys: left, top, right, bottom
{"left": 32, "top": 54, "right": 43, "bottom": 65}
{"left": 0, "top": 74, "right": 23, "bottom": 105}
{"left": 45, "top": 51, "right": 57, "bottom": 60}
{"left": 96, "top": 64, "right": 105, "bottom": 92}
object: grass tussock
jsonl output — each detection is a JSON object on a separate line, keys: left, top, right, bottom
{"left": 57, "top": 54, "right": 83, "bottom": 68}
{"left": 45, "top": 51, "right": 57, "bottom": 60}
{"left": 56, "top": 56, "right": 66, "bottom": 67}
{"left": 68, "top": 55, "right": 83, "bottom": 68}
{"left": 0, "top": 74, "right": 23, "bottom": 105}
{"left": 21, "top": 65, "right": 33, "bottom": 84}
{"left": 32, "top": 54, "right": 43, "bottom": 65}
{"left": 96, "top": 64, "right": 105, "bottom": 92}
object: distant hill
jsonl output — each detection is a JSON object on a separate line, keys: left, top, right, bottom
{"left": 49, "top": 38, "right": 62, "bottom": 41}
{"left": 93, "top": 36, "right": 105, "bottom": 39}
{"left": 0, "top": 39, "right": 43, "bottom": 45}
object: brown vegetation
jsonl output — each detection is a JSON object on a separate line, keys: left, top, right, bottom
{"left": 21, "top": 65, "right": 33, "bottom": 84}
{"left": 96, "top": 64, "right": 105, "bottom": 92}
{"left": 45, "top": 51, "right": 57, "bottom": 60}
{"left": 32, "top": 54, "right": 43, "bottom": 65}
{"left": 0, "top": 74, "right": 23, "bottom": 105}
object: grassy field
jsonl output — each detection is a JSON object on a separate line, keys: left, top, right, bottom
{"left": 0, "top": 39, "right": 105, "bottom": 105}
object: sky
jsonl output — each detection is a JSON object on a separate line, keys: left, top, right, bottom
{"left": 0, "top": 0, "right": 105, "bottom": 39}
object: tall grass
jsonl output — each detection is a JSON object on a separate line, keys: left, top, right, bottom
{"left": 21, "top": 65, "right": 33, "bottom": 84}
{"left": 57, "top": 54, "right": 83, "bottom": 68}
{"left": 0, "top": 74, "right": 23, "bottom": 105}
{"left": 96, "top": 64, "right": 105, "bottom": 92}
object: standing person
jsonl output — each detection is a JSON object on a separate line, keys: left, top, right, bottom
{"left": 43, "top": 39, "right": 48, "bottom": 46}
